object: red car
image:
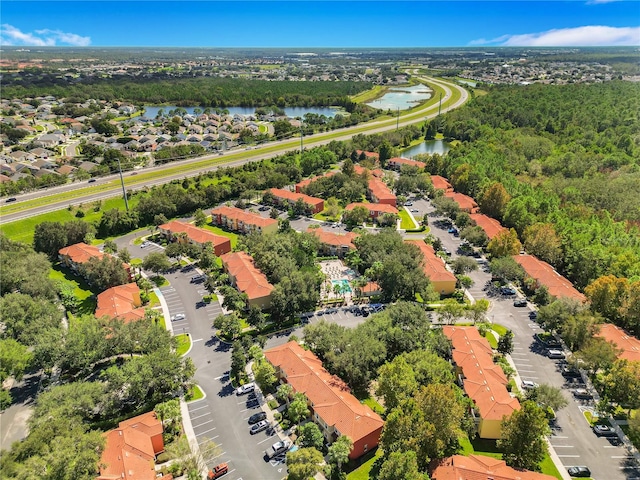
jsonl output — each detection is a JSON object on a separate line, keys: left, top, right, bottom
{"left": 207, "top": 463, "right": 228, "bottom": 479}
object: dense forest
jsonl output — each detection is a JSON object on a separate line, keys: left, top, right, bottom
{"left": 419, "top": 81, "right": 640, "bottom": 290}
{"left": 2, "top": 77, "right": 372, "bottom": 108}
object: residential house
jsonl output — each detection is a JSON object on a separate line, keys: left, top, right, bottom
{"left": 405, "top": 240, "right": 457, "bottom": 295}
{"left": 354, "top": 150, "right": 379, "bottom": 163}
{"left": 95, "top": 283, "right": 146, "bottom": 323}
{"left": 268, "top": 188, "right": 325, "bottom": 215}
{"left": 306, "top": 227, "right": 358, "bottom": 258}
{"left": 58, "top": 242, "right": 133, "bottom": 283}
{"left": 444, "top": 192, "right": 479, "bottom": 213}
{"left": 386, "top": 157, "right": 426, "bottom": 170}
{"left": 264, "top": 341, "right": 384, "bottom": 459}
{"left": 513, "top": 254, "right": 586, "bottom": 302}
{"left": 443, "top": 326, "right": 521, "bottom": 439}
{"left": 29, "top": 147, "right": 55, "bottom": 159}
{"left": 220, "top": 251, "right": 274, "bottom": 309}
{"left": 367, "top": 178, "right": 396, "bottom": 206}
{"left": 431, "top": 455, "right": 556, "bottom": 480}
{"left": 158, "top": 220, "right": 231, "bottom": 256}
{"left": 469, "top": 213, "right": 507, "bottom": 240}
{"left": 210, "top": 205, "right": 278, "bottom": 235}
{"left": 56, "top": 164, "right": 77, "bottom": 176}
{"left": 595, "top": 324, "right": 640, "bottom": 363}
{"left": 344, "top": 202, "right": 399, "bottom": 220}
{"left": 97, "top": 411, "right": 172, "bottom": 480}
{"left": 353, "top": 164, "right": 384, "bottom": 178}
{"left": 430, "top": 175, "right": 453, "bottom": 193}
{"left": 34, "top": 133, "right": 65, "bottom": 148}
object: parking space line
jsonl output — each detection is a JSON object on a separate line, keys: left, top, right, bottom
{"left": 257, "top": 434, "right": 277, "bottom": 444}
{"left": 191, "top": 412, "right": 213, "bottom": 421}
{"left": 192, "top": 419, "right": 214, "bottom": 428}
{"left": 557, "top": 454, "right": 581, "bottom": 458}
{"left": 199, "top": 435, "right": 219, "bottom": 443}
{"left": 552, "top": 445, "right": 574, "bottom": 448}
{"left": 189, "top": 405, "right": 210, "bottom": 412}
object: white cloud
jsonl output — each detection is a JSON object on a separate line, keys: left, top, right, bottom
{"left": 0, "top": 24, "right": 90, "bottom": 47}
{"left": 471, "top": 25, "right": 640, "bottom": 46}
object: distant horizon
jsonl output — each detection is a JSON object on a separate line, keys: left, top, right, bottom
{"left": 1, "top": 1, "right": 639, "bottom": 48}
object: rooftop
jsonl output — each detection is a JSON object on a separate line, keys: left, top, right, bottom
{"left": 345, "top": 202, "right": 399, "bottom": 215}
{"left": 444, "top": 191, "right": 479, "bottom": 212}
{"left": 432, "top": 454, "right": 556, "bottom": 480}
{"left": 306, "top": 227, "right": 358, "bottom": 249}
{"left": 388, "top": 157, "right": 426, "bottom": 169}
{"left": 513, "top": 254, "right": 586, "bottom": 302}
{"left": 211, "top": 205, "right": 278, "bottom": 229}
{"left": 406, "top": 240, "right": 457, "bottom": 284}
{"left": 469, "top": 213, "right": 507, "bottom": 239}
{"left": 159, "top": 220, "right": 230, "bottom": 248}
{"left": 596, "top": 324, "right": 640, "bottom": 363}
{"left": 59, "top": 242, "right": 104, "bottom": 264}
{"left": 221, "top": 251, "right": 274, "bottom": 300}
{"left": 95, "top": 283, "right": 146, "bottom": 322}
{"left": 430, "top": 175, "right": 453, "bottom": 191}
{"left": 368, "top": 178, "right": 396, "bottom": 204}
{"left": 269, "top": 188, "right": 325, "bottom": 208}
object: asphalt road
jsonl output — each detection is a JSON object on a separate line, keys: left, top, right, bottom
{"left": 0, "top": 76, "right": 468, "bottom": 225}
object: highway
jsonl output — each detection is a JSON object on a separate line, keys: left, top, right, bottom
{"left": 0, "top": 76, "right": 468, "bottom": 225}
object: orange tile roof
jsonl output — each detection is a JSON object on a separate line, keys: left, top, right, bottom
{"left": 306, "top": 227, "right": 358, "bottom": 249}
{"left": 98, "top": 412, "right": 169, "bottom": 480}
{"left": 443, "top": 327, "right": 520, "bottom": 422}
{"left": 470, "top": 213, "right": 507, "bottom": 240}
{"left": 211, "top": 205, "right": 278, "bottom": 229}
{"left": 430, "top": 175, "right": 453, "bottom": 191}
{"left": 388, "top": 157, "right": 426, "bottom": 169}
{"left": 59, "top": 242, "right": 104, "bottom": 264}
{"left": 95, "top": 283, "right": 146, "bottom": 322}
{"left": 406, "top": 241, "right": 457, "bottom": 284}
{"left": 432, "top": 455, "right": 556, "bottom": 480}
{"left": 444, "top": 192, "right": 478, "bottom": 213}
{"left": 264, "top": 341, "right": 384, "bottom": 447}
{"left": 353, "top": 164, "right": 384, "bottom": 178}
{"left": 513, "top": 254, "right": 586, "bottom": 302}
{"left": 355, "top": 150, "right": 379, "bottom": 161}
{"left": 295, "top": 171, "right": 337, "bottom": 192}
{"left": 220, "top": 251, "right": 274, "bottom": 301}
{"left": 596, "top": 324, "right": 640, "bottom": 363}
{"left": 159, "top": 220, "right": 230, "bottom": 249}
{"left": 368, "top": 178, "right": 396, "bottom": 205}
{"left": 269, "top": 188, "right": 325, "bottom": 209}
{"left": 345, "top": 202, "right": 399, "bottom": 215}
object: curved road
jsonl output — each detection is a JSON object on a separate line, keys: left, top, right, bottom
{"left": 0, "top": 77, "right": 467, "bottom": 225}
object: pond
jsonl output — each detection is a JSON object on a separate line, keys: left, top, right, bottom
{"left": 365, "top": 84, "right": 432, "bottom": 111}
{"left": 142, "top": 105, "right": 341, "bottom": 119}
{"left": 402, "top": 139, "right": 450, "bottom": 157}
{"left": 457, "top": 79, "right": 478, "bottom": 87}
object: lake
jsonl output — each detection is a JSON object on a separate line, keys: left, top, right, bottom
{"left": 142, "top": 105, "right": 341, "bottom": 119}
{"left": 402, "top": 139, "right": 450, "bottom": 157}
{"left": 457, "top": 79, "right": 478, "bottom": 87}
{"left": 365, "top": 84, "right": 432, "bottom": 111}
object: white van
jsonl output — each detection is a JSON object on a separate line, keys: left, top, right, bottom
{"left": 547, "top": 349, "right": 565, "bottom": 359}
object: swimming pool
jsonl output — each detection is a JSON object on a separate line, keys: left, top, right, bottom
{"left": 331, "top": 279, "right": 352, "bottom": 293}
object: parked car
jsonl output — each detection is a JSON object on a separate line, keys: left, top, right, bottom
{"left": 207, "top": 463, "right": 229, "bottom": 479}
{"left": 190, "top": 274, "right": 205, "bottom": 283}
{"left": 250, "top": 420, "right": 269, "bottom": 435}
{"left": 567, "top": 466, "right": 591, "bottom": 477}
{"left": 573, "top": 388, "right": 593, "bottom": 399}
{"left": 501, "top": 286, "right": 517, "bottom": 296}
{"left": 88, "top": 178, "right": 97, "bottom": 183}
{"left": 561, "top": 366, "right": 581, "bottom": 378}
{"left": 140, "top": 241, "right": 151, "bottom": 248}
{"left": 593, "top": 424, "right": 617, "bottom": 437}
{"left": 171, "top": 313, "right": 185, "bottom": 321}
{"left": 404, "top": 201, "right": 413, "bottom": 206}
{"left": 248, "top": 412, "right": 267, "bottom": 424}
{"left": 521, "top": 380, "right": 538, "bottom": 390}
{"left": 547, "top": 349, "right": 565, "bottom": 359}
{"left": 265, "top": 439, "right": 291, "bottom": 459}
{"left": 236, "top": 382, "right": 256, "bottom": 396}
{"left": 5, "top": 197, "right": 17, "bottom": 203}
{"left": 529, "top": 311, "right": 538, "bottom": 320}
{"left": 513, "top": 298, "right": 527, "bottom": 307}
{"left": 258, "top": 206, "right": 270, "bottom": 211}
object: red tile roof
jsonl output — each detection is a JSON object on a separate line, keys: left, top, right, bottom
{"left": 444, "top": 192, "right": 479, "bottom": 213}
{"left": 345, "top": 202, "right": 399, "bottom": 215}
{"left": 513, "top": 254, "right": 586, "bottom": 302}
{"left": 406, "top": 241, "right": 457, "bottom": 284}
{"left": 432, "top": 455, "right": 556, "bottom": 480}
{"left": 470, "top": 213, "right": 507, "bottom": 240}
{"left": 264, "top": 341, "right": 384, "bottom": 451}
{"left": 98, "top": 411, "right": 170, "bottom": 480}
{"left": 306, "top": 227, "right": 358, "bottom": 250}
{"left": 211, "top": 205, "right": 278, "bottom": 229}
{"left": 159, "top": 220, "right": 231, "bottom": 250}
{"left": 430, "top": 175, "right": 453, "bottom": 192}
{"left": 353, "top": 164, "right": 384, "bottom": 178}
{"left": 368, "top": 178, "right": 396, "bottom": 205}
{"left": 388, "top": 157, "right": 426, "bottom": 169}
{"left": 443, "top": 326, "right": 520, "bottom": 422}
{"left": 295, "top": 171, "right": 337, "bottom": 192}
{"left": 596, "top": 324, "right": 640, "bottom": 363}
{"left": 355, "top": 150, "right": 379, "bottom": 161}
{"left": 220, "top": 251, "right": 274, "bottom": 301}
{"left": 95, "top": 283, "right": 146, "bottom": 322}
{"left": 269, "top": 188, "right": 325, "bottom": 210}
{"left": 59, "top": 242, "right": 104, "bottom": 264}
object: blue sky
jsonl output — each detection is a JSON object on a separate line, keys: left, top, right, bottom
{"left": 1, "top": 1, "right": 639, "bottom": 47}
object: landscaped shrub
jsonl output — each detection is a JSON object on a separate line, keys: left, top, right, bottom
{"left": 268, "top": 399, "right": 279, "bottom": 410}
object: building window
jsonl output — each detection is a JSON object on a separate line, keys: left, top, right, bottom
{"left": 363, "top": 444, "right": 368, "bottom": 452}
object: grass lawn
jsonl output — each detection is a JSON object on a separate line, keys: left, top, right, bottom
{"left": 346, "top": 448, "right": 382, "bottom": 480}
{"left": 49, "top": 265, "right": 97, "bottom": 315}
{"left": 485, "top": 332, "right": 498, "bottom": 349}
{"left": 147, "top": 291, "right": 160, "bottom": 307}
{"left": 201, "top": 224, "right": 239, "bottom": 249}
{"left": 175, "top": 333, "right": 191, "bottom": 356}
{"left": 362, "top": 397, "right": 385, "bottom": 416}
{"left": 399, "top": 207, "right": 417, "bottom": 229}
{"left": 185, "top": 384, "right": 204, "bottom": 402}
{"left": 491, "top": 323, "right": 509, "bottom": 337}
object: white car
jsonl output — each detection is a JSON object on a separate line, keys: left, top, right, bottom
{"left": 171, "top": 313, "right": 185, "bottom": 321}
{"left": 236, "top": 382, "right": 256, "bottom": 396}
{"left": 140, "top": 241, "right": 151, "bottom": 248}
{"left": 521, "top": 380, "right": 538, "bottom": 390}
{"left": 265, "top": 439, "right": 291, "bottom": 458}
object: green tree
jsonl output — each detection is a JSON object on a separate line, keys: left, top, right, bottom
{"left": 32, "top": 221, "right": 68, "bottom": 259}
{"left": 601, "top": 359, "right": 640, "bottom": 413}
{"left": 486, "top": 228, "right": 522, "bottom": 258}
{"left": 194, "top": 209, "right": 207, "bottom": 227}
{"left": 497, "top": 330, "right": 514, "bottom": 355}
{"left": 480, "top": 182, "right": 511, "bottom": 220}
{"left": 79, "top": 255, "right": 130, "bottom": 291}
{"left": 277, "top": 383, "right": 294, "bottom": 406}
{"left": 297, "top": 422, "right": 324, "bottom": 451}
{"left": 118, "top": 247, "right": 131, "bottom": 264}
{"left": 142, "top": 251, "right": 172, "bottom": 273}
{"left": 254, "top": 358, "right": 277, "bottom": 392}
{"left": 343, "top": 205, "right": 369, "bottom": 227}
{"left": 498, "top": 400, "right": 550, "bottom": 471}
{"left": 0, "top": 338, "right": 32, "bottom": 383}
{"left": 288, "top": 392, "right": 310, "bottom": 425}
{"left": 213, "top": 313, "right": 243, "bottom": 341}
{"left": 377, "top": 356, "right": 419, "bottom": 411}
{"left": 154, "top": 399, "right": 182, "bottom": 435}
{"left": 327, "top": 435, "right": 353, "bottom": 475}
{"left": 378, "top": 450, "right": 427, "bottom": 480}
{"left": 286, "top": 447, "right": 324, "bottom": 480}
{"left": 574, "top": 337, "right": 621, "bottom": 375}
{"left": 523, "top": 223, "right": 562, "bottom": 266}
{"left": 489, "top": 256, "right": 525, "bottom": 283}
{"left": 438, "top": 299, "right": 466, "bottom": 325}
{"left": 451, "top": 256, "right": 478, "bottom": 275}
{"left": 526, "top": 384, "right": 568, "bottom": 413}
